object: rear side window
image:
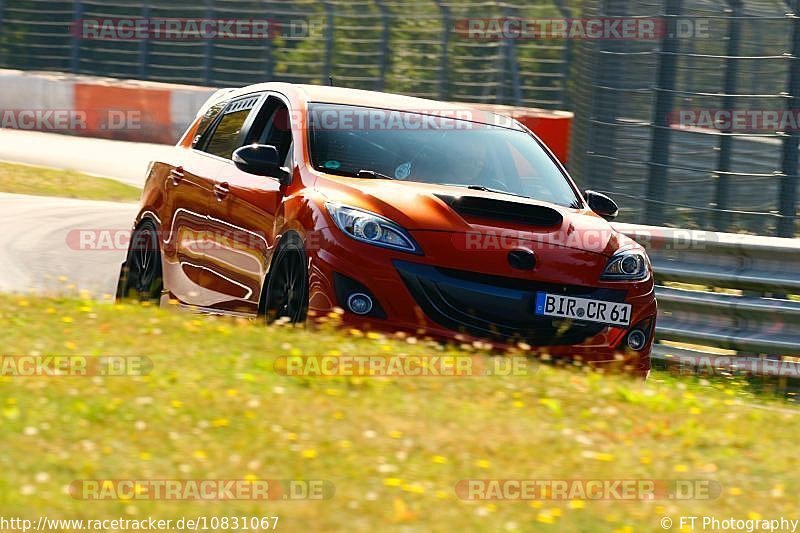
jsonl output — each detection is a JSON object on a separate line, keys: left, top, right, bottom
{"left": 192, "top": 101, "right": 226, "bottom": 147}
{"left": 203, "top": 96, "right": 260, "bottom": 159}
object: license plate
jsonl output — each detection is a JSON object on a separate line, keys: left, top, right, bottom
{"left": 535, "top": 292, "right": 631, "bottom": 327}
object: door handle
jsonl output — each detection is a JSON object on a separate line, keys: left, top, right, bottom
{"left": 170, "top": 166, "right": 185, "bottom": 185}
{"left": 214, "top": 182, "right": 230, "bottom": 201}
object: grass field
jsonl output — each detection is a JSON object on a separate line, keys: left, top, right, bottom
{"left": 0, "top": 161, "right": 141, "bottom": 202}
{"left": 1, "top": 294, "right": 798, "bottom": 532}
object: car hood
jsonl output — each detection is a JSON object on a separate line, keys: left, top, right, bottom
{"left": 319, "top": 179, "right": 629, "bottom": 257}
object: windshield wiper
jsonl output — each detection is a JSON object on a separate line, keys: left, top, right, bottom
{"left": 441, "top": 183, "right": 529, "bottom": 199}
{"left": 315, "top": 167, "right": 395, "bottom": 180}
{"left": 357, "top": 169, "right": 395, "bottom": 180}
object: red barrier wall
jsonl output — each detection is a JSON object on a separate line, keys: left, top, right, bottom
{"left": 471, "top": 103, "right": 572, "bottom": 164}
{"left": 0, "top": 70, "right": 574, "bottom": 163}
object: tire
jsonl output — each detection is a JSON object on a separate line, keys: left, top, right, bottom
{"left": 117, "top": 220, "right": 164, "bottom": 303}
{"left": 262, "top": 236, "right": 308, "bottom": 323}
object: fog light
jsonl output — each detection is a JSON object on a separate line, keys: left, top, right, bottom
{"left": 347, "top": 293, "right": 373, "bottom": 315}
{"left": 627, "top": 329, "right": 647, "bottom": 351}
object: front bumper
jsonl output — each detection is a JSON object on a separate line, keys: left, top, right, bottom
{"left": 307, "top": 226, "right": 656, "bottom": 373}
{"left": 394, "top": 259, "right": 632, "bottom": 346}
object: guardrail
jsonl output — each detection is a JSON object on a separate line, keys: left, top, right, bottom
{"left": 614, "top": 223, "right": 800, "bottom": 378}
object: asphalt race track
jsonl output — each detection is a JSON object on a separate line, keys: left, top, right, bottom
{"left": 0, "top": 130, "right": 163, "bottom": 296}
{"left": 0, "top": 192, "right": 137, "bottom": 296}
{"left": 0, "top": 129, "right": 175, "bottom": 187}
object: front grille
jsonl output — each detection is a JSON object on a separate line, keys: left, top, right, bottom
{"left": 435, "top": 194, "right": 563, "bottom": 226}
{"left": 395, "top": 260, "right": 627, "bottom": 345}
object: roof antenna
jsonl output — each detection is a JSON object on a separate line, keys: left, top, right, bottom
{"left": 328, "top": 76, "right": 334, "bottom": 87}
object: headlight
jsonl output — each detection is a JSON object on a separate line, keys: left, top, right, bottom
{"left": 325, "top": 203, "right": 421, "bottom": 254}
{"left": 601, "top": 250, "right": 650, "bottom": 281}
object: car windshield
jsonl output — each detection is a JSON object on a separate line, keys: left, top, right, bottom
{"left": 308, "top": 103, "right": 581, "bottom": 208}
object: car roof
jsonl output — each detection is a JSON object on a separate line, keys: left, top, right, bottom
{"left": 217, "top": 82, "right": 524, "bottom": 130}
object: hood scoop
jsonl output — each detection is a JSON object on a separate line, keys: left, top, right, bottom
{"left": 435, "top": 194, "right": 563, "bottom": 227}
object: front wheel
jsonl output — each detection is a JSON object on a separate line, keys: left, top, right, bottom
{"left": 116, "top": 220, "right": 164, "bottom": 303}
{"left": 263, "top": 237, "right": 309, "bottom": 323}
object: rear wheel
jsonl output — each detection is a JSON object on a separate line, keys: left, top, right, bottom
{"left": 117, "top": 220, "right": 163, "bottom": 303}
{"left": 263, "top": 237, "right": 308, "bottom": 323}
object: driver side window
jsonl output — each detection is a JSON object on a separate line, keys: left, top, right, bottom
{"left": 245, "top": 96, "right": 294, "bottom": 167}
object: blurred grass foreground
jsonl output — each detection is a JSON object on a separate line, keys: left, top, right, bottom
{"left": 0, "top": 161, "right": 140, "bottom": 202}
{"left": 1, "top": 294, "right": 798, "bottom": 531}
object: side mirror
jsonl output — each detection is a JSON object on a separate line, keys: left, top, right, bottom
{"left": 585, "top": 190, "right": 619, "bottom": 221}
{"left": 232, "top": 144, "right": 291, "bottom": 186}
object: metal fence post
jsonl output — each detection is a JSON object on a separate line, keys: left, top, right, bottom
{"left": 375, "top": 0, "right": 390, "bottom": 91}
{"left": 507, "top": 41, "right": 521, "bottom": 105}
{"left": 553, "top": 0, "right": 573, "bottom": 110}
{"left": 0, "top": 0, "right": 5, "bottom": 68}
{"left": 779, "top": 5, "right": 800, "bottom": 237}
{"left": 263, "top": 19, "right": 273, "bottom": 81}
{"left": 138, "top": 3, "right": 150, "bottom": 80}
{"left": 500, "top": 5, "right": 521, "bottom": 105}
{"left": 71, "top": 0, "right": 84, "bottom": 73}
{"left": 323, "top": 1, "right": 334, "bottom": 82}
{"left": 644, "top": 0, "right": 683, "bottom": 226}
{"left": 713, "top": 0, "right": 743, "bottom": 231}
{"left": 587, "top": 0, "right": 626, "bottom": 190}
{"left": 202, "top": 0, "right": 214, "bottom": 85}
{"left": 435, "top": 0, "right": 450, "bottom": 100}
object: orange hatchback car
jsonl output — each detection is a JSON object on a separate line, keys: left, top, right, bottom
{"left": 118, "top": 83, "right": 656, "bottom": 374}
